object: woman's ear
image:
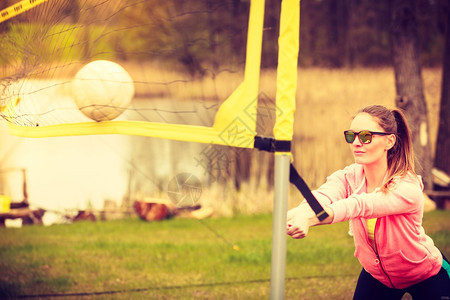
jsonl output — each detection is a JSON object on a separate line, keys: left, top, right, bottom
{"left": 385, "top": 134, "right": 396, "bottom": 151}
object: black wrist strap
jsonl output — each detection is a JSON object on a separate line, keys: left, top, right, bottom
{"left": 253, "top": 136, "right": 328, "bottom": 221}
{"left": 289, "top": 164, "right": 329, "bottom": 222}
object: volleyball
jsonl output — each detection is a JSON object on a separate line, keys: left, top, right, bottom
{"left": 72, "top": 60, "right": 134, "bottom": 122}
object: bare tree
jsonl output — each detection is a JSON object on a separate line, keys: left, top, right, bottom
{"left": 434, "top": 4, "right": 450, "bottom": 175}
{"left": 390, "top": 0, "right": 433, "bottom": 189}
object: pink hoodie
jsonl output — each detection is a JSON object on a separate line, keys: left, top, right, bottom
{"left": 308, "top": 163, "right": 443, "bottom": 289}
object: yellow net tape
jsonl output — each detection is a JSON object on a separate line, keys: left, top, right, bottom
{"left": 0, "top": 0, "right": 49, "bottom": 24}
{"left": 8, "top": 120, "right": 255, "bottom": 148}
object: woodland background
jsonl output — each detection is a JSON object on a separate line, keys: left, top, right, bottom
{"left": 1, "top": 0, "right": 448, "bottom": 70}
{"left": 0, "top": 0, "right": 449, "bottom": 214}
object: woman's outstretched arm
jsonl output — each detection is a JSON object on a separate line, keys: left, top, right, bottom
{"left": 286, "top": 206, "right": 334, "bottom": 239}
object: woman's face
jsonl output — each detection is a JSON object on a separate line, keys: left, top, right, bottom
{"left": 348, "top": 113, "right": 395, "bottom": 167}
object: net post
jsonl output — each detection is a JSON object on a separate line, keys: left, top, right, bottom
{"left": 270, "top": 0, "right": 300, "bottom": 298}
{"left": 270, "top": 153, "right": 290, "bottom": 300}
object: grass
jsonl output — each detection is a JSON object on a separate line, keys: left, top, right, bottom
{"left": 0, "top": 210, "right": 449, "bottom": 299}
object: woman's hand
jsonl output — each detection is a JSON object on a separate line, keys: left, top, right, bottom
{"left": 286, "top": 209, "right": 315, "bottom": 239}
{"left": 287, "top": 205, "right": 302, "bottom": 223}
{"left": 286, "top": 206, "right": 334, "bottom": 239}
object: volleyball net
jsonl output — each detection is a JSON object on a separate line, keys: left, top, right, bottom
{"left": 0, "top": 1, "right": 328, "bottom": 299}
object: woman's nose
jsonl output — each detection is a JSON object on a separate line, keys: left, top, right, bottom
{"left": 352, "top": 137, "right": 362, "bottom": 145}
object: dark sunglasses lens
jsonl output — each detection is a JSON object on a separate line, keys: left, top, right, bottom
{"left": 359, "top": 131, "right": 372, "bottom": 143}
{"left": 344, "top": 131, "right": 355, "bottom": 143}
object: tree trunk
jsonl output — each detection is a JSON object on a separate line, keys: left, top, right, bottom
{"left": 390, "top": 0, "right": 433, "bottom": 189}
{"left": 434, "top": 5, "right": 450, "bottom": 176}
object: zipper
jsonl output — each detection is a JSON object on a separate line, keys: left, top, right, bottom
{"left": 373, "top": 219, "right": 395, "bottom": 288}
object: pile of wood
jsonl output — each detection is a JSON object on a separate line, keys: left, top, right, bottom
{"left": 72, "top": 210, "right": 96, "bottom": 222}
{"left": 0, "top": 200, "right": 45, "bottom": 227}
{"left": 134, "top": 198, "right": 213, "bottom": 222}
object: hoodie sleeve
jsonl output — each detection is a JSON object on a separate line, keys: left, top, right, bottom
{"left": 296, "top": 166, "right": 350, "bottom": 209}
{"left": 313, "top": 167, "right": 350, "bottom": 204}
{"left": 329, "top": 175, "right": 423, "bottom": 223}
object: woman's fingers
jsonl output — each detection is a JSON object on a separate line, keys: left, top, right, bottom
{"left": 286, "top": 224, "right": 308, "bottom": 239}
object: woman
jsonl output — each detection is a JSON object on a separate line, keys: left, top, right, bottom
{"left": 286, "top": 105, "right": 450, "bottom": 299}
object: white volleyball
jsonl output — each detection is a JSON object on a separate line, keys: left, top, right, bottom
{"left": 72, "top": 60, "right": 134, "bottom": 122}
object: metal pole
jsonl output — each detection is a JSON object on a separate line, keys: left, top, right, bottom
{"left": 270, "top": 153, "right": 290, "bottom": 300}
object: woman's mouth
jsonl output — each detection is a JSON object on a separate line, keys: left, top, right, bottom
{"left": 353, "top": 151, "right": 365, "bottom": 156}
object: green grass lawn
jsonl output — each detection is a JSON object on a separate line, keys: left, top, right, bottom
{"left": 1, "top": 210, "right": 449, "bottom": 299}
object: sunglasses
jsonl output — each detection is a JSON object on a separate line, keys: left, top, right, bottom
{"left": 344, "top": 130, "right": 393, "bottom": 144}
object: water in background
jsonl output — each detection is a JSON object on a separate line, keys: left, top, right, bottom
{"left": 0, "top": 79, "right": 219, "bottom": 212}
